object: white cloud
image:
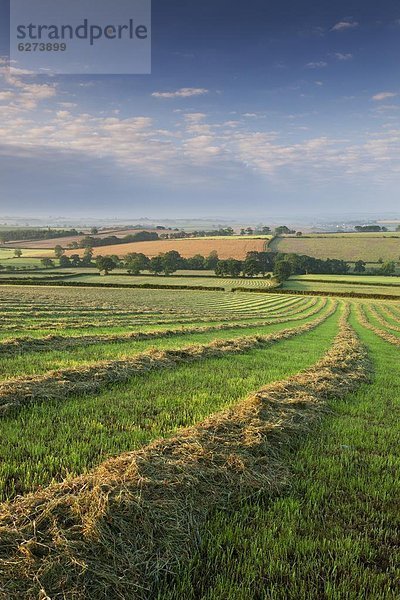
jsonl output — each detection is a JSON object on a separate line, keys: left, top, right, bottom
{"left": 334, "top": 52, "right": 353, "bottom": 60}
{"left": 306, "top": 61, "right": 328, "bottom": 69}
{"left": 332, "top": 19, "right": 359, "bottom": 32}
{"left": 152, "top": 87, "right": 209, "bottom": 99}
{"left": 372, "top": 92, "right": 398, "bottom": 101}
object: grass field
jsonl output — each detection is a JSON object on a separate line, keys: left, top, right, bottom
{"left": 283, "top": 278, "right": 400, "bottom": 297}
{"left": 270, "top": 233, "right": 400, "bottom": 262}
{"left": 292, "top": 274, "right": 400, "bottom": 286}
{"left": 0, "top": 283, "right": 398, "bottom": 598}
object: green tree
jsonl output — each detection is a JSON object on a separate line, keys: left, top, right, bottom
{"left": 90, "top": 227, "right": 99, "bottom": 235}
{"left": 95, "top": 256, "right": 116, "bottom": 275}
{"left": 161, "top": 250, "right": 182, "bottom": 275}
{"left": 40, "top": 258, "right": 55, "bottom": 268}
{"left": 125, "top": 253, "right": 149, "bottom": 275}
{"left": 274, "top": 260, "right": 292, "bottom": 281}
{"left": 70, "top": 254, "right": 82, "bottom": 267}
{"left": 380, "top": 261, "right": 396, "bottom": 276}
{"left": 82, "top": 247, "right": 93, "bottom": 267}
{"left": 354, "top": 260, "right": 366, "bottom": 273}
{"left": 54, "top": 245, "right": 64, "bottom": 259}
{"left": 14, "top": 249, "right": 22, "bottom": 258}
{"left": 59, "top": 255, "right": 71, "bottom": 268}
{"left": 149, "top": 256, "right": 164, "bottom": 275}
{"left": 205, "top": 251, "right": 219, "bottom": 270}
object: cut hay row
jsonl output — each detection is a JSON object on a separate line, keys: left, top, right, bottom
{"left": 0, "top": 303, "right": 370, "bottom": 600}
{"left": 367, "top": 304, "right": 400, "bottom": 333}
{"left": 356, "top": 304, "right": 400, "bottom": 346}
{"left": 0, "top": 297, "right": 314, "bottom": 333}
{"left": 0, "top": 298, "right": 326, "bottom": 356}
{"left": 0, "top": 301, "right": 337, "bottom": 415}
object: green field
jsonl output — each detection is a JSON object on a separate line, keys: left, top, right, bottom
{"left": 270, "top": 233, "right": 400, "bottom": 262}
{"left": 283, "top": 278, "right": 400, "bottom": 297}
{"left": 292, "top": 274, "right": 400, "bottom": 285}
{"left": 0, "top": 283, "right": 398, "bottom": 598}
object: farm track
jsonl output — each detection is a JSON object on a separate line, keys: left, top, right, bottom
{"left": 0, "top": 301, "right": 337, "bottom": 415}
{"left": 356, "top": 305, "right": 400, "bottom": 346}
{"left": 0, "top": 299, "right": 324, "bottom": 355}
{"left": 0, "top": 304, "right": 370, "bottom": 600}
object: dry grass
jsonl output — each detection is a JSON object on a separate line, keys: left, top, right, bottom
{"left": 0, "top": 298, "right": 323, "bottom": 356}
{"left": 0, "top": 304, "right": 370, "bottom": 599}
{"left": 0, "top": 301, "right": 335, "bottom": 415}
{"left": 356, "top": 304, "right": 400, "bottom": 346}
{"left": 64, "top": 238, "right": 266, "bottom": 260}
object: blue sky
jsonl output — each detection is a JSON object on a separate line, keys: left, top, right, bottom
{"left": 1, "top": 0, "right": 400, "bottom": 218}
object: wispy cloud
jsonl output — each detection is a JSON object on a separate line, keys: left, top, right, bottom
{"left": 305, "top": 61, "right": 328, "bottom": 69}
{"left": 334, "top": 52, "right": 353, "bottom": 61}
{"left": 372, "top": 92, "right": 398, "bottom": 101}
{"left": 152, "top": 87, "right": 209, "bottom": 99}
{"left": 331, "top": 19, "right": 359, "bottom": 32}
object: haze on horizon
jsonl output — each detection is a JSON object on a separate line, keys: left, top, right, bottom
{"left": 1, "top": 0, "right": 400, "bottom": 218}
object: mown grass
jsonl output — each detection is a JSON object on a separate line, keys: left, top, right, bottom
{"left": 0, "top": 302, "right": 326, "bottom": 379}
{"left": 158, "top": 308, "right": 399, "bottom": 600}
{"left": 0, "top": 311, "right": 339, "bottom": 502}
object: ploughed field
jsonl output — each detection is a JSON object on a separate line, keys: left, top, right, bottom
{"left": 0, "top": 284, "right": 398, "bottom": 599}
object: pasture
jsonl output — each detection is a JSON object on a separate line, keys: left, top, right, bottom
{"left": 0, "top": 283, "right": 398, "bottom": 598}
{"left": 270, "top": 233, "right": 400, "bottom": 262}
{"left": 282, "top": 278, "right": 400, "bottom": 297}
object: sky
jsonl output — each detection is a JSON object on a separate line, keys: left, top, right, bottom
{"left": 1, "top": 0, "right": 400, "bottom": 219}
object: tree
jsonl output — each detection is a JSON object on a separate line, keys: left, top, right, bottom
{"left": 70, "top": 254, "right": 82, "bottom": 267}
{"left": 215, "top": 258, "right": 242, "bottom": 277}
{"left": 95, "top": 256, "right": 116, "bottom": 275}
{"left": 275, "top": 226, "right": 295, "bottom": 235}
{"left": 161, "top": 250, "right": 182, "bottom": 275}
{"left": 242, "top": 254, "right": 260, "bottom": 277}
{"left": 186, "top": 254, "right": 206, "bottom": 270}
{"left": 149, "top": 256, "right": 164, "bottom": 275}
{"left": 125, "top": 253, "right": 149, "bottom": 275}
{"left": 14, "top": 249, "right": 22, "bottom": 258}
{"left": 296, "top": 231, "right": 303, "bottom": 237}
{"left": 82, "top": 247, "right": 93, "bottom": 266}
{"left": 54, "top": 245, "right": 64, "bottom": 259}
{"left": 245, "top": 227, "right": 254, "bottom": 236}
{"left": 261, "top": 226, "right": 271, "bottom": 235}
{"left": 380, "top": 261, "right": 396, "bottom": 276}
{"left": 41, "top": 258, "right": 55, "bottom": 268}
{"left": 59, "top": 255, "right": 71, "bottom": 268}
{"left": 354, "top": 260, "right": 366, "bottom": 273}
{"left": 205, "top": 251, "right": 219, "bottom": 270}
{"left": 274, "top": 260, "right": 292, "bottom": 281}
{"left": 90, "top": 227, "right": 99, "bottom": 235}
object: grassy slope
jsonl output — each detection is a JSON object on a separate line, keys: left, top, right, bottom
{"left": 159, "top": 309, "right": 399, "bottom": 600}
{"left": 0, "top": 312, "right": 339, "bottom": 502}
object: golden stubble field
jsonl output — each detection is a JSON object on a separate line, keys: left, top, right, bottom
{"left": 64, "top": 237, "right": 267, "bottom": 260}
